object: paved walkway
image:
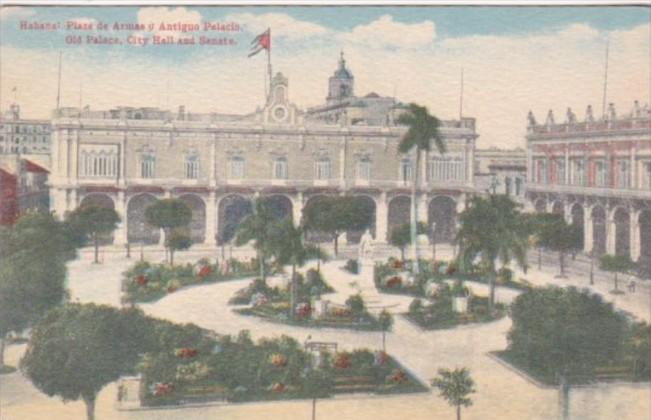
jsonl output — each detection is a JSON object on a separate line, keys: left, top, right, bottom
{"left": 1, "top": 249, "right": 650, "bottom": 420}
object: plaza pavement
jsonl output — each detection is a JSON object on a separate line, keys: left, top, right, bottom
{"left": 1, "top": 247, "right": 650, "bottom": 420}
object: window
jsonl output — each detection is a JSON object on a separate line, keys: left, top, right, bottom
{"left": 315, "top": 157, "right": 331, "bottom": 180}
{"left": 140, "top": 152, "right": 156, "bottom": 179}
{"left": 515, "top": 177, "right": 523, "bottom": 195}
{"left": 273, "top": 157, "right": 288, "bottom": 179}
{"left": 571, "top": 159, "right": 585, "bottom": 186}
{"left": 80, "top": 145, "right": 118, "bottom": 178}
{"left": 536, "top": 159, "right": 548, "bottom": 184}
{"left": 595, "top": 160, "right": 607, "bottom": 187}
{"left": 356, "top": 158, "right": 371, "bottom": 181}
{"left": 555, "top": 159, "right": 565, "bottom": 184}
{"left": 229, "top": 156, "right": 245, "bottom": 179}
{"left": 505, "top": 177, "right": 512, "bottom": 195}
{"left": 429, "top": 157, "right": 464, "bottom": 182}
{"left": 184, "top": 153, "right": 200, "bottom": 179}
{"left": 400, "top": 159, "right": 413, "bottom": 182}
{"left": 617, "top": 160, "right": 630, "bottom": 189}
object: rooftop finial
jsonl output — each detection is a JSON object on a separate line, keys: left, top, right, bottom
{"left": 339, "top": 50, "right": 345, "bottom": 68}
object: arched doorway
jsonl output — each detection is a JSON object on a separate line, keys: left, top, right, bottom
{"left": 639, "top": 210, "right": 651, "bottom": 278}
{"left": 591, "top": 206, "right": 606, "bottom": 256}
{"left": 534, "top": 198, "right": 546, "bottom": 213}
{"left": 346, "top": 195, "right": 376, "bottom": 244}
{"left": 79, "top": 194, "right": 115, "bottom": 245}
{"left": 552, "top": 201, "right": 564, "bottom": 217}
{"left": 428, "top": 195, "right": 457, "bottom": 243}
{"left": 613, "top": 208, "right": 630, "bottom": 258}
{"left": 302, "top": 195, "right": 333, "bottom": 243}
{"left": 570, "top": 203, "right": 585, "bottom": 250}
{"left": 262, "top": 195, "right": 293, "bottom": 222}
{"left": 218, "top": 195, "right": 252, "bottom": 245}
{"left": 387, "top": 195, "right": 411, "bottom": 238}
{"left": 178, "top": 194, "right": 206, "bottom": 244}
{"left": 127, "top": 193, "right": 160, "bottom": 244}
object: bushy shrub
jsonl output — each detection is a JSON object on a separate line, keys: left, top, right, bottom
{"left": 344, "top": 259, "right": 359, "bottom": 274}
{"left": 409, "top": 298, "right": 423, "bottom": 314}
{"left": 345, "top": 294, "right": 366, "bottom": 316}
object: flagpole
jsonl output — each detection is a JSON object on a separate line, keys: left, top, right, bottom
{"left": 459, "top": 67, "right": 464, "bottom": 120}
{"left": 601, "top": 38, "right": 609, "bottom": 120}
{"left": 56, "top": 51, "right": 62, "bottom": 111}
{"left": 266, "top": 28, "right": 272, "bottom": 103}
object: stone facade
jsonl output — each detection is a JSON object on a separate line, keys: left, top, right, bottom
{"left": 526, "top": 101, "right": 651, "bottom": 270}
{"left": 48, "top": 56, "right": 478, "bottom": 247}
{"left": 0, "top": 104, "right": 51, "bottom": 155}
{"left": 474, "top": 147, "right": 526, "bottom": 201}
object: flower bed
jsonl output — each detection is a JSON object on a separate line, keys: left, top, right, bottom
{"left": 406, "top": 282, "right": 506, "bottom": 330}
{"left": 137, "top": 328, "right": 425, "bottom": 407}
{"left": 122, "top": 258, "right": 258, "bottom": 304}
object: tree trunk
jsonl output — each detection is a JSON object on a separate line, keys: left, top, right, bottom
{"left": 93, "top": 233, "right": 100, "bottom": 264}
{"left": 170, "top": 249, "right": 174, "bottom": 267}
{"left": 0, "top": 334, "right": 5, "bottom": 369}
{"left": 259, "top": 253, "right": 266, "bottom": 284}
{"left": 614, "top": 272, "right": 619, "bottom": 291}
{"left": 538, "top": 247, "right": 542, "bottom": 270}
{"left": 559, "top": 251, "right": 566, "bottom": 277}
{"left": 456, "top": 404, "right": 461, "bottom": 420}
{"left": 333, "top": 233, "right": 339, "bottom": 257}
{"left": 382, "top": 330, "right": 386, "bottom": 353}
{"left": 488, "top": 270, "right": 496, "bottom": 313}
{"left": 410, "top": 149, "right": 421, "bottom": 275}
{"left": 312, "top": 397, "right": 317, "bottom": 420}
{"left": 290, "top": 264, "right": 296, "bottom": 319}
{"left": 558, "top": 375, "right": 570, "bottom": 420}
{"left": 83, "top": 395, "right": 96, "bottom": 420}
{"left": 400, "top": 247, "right": 405, "bottom": 262}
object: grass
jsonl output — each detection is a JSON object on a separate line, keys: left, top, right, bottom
{"left": 235, "top": 306, "right": 383, "bottom": 331}
{"left": 0, "top": 365, "right": 17, "bottom": 375}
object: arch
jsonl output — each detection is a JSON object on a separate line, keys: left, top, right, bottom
{"left": 217, "top": 194, "right": 252, "bottom": 245}
{"left": 387, "top": 195, "right": 411, "bottom": 238}
{"left": 303, "top": 194, "right": 334, "bottom": 243}
{"left": 127, "top": 193, "right": 160, "bottom": 244}
{"left": 79, "top": 193, "right": 116, "bottom": 245}
{"left": 591, "top": 206, "right": 606, "bottom": 256}
{"left": 262, "top": 194, "right": 293, "bottom": 222}
{"left": 178, "top": 194, "right": 206, "bottom": 244}
{"left": 428, "top": 195, "right": 457, "bottom": 243}
{"left": 551, "top": 201, "right": 564, "bottom": 217}
{"left": 570, "top": 203, "right": 585, "bottom": 250}
{"left": 534, "top": 198, "right": 546, "bottom": 213}
{"left": 613, "top": 207, "right": 630, "bottom": 258}
{"left": 346, "top": 195, "right": 376, "bottom": 244}
{"left": 639, "top": 210, "right": 651, "bottom": 277}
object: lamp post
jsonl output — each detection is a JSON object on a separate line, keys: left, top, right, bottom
{"left": 139, "top": 221, "right": 145, "bottom": 262}
{"left": 431, "top": 222, "right": 437, "bottom": 263}
{"left": 589, "top": 250, "right": 595, "bottom": 285}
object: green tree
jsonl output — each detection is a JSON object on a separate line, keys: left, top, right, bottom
{"left": 66, "top": 205, "right": 121, "bottom": 264}
{"left": 0, "top": 214, "right": 71, "bottom": 372}
{"left": 144, "top": 199, "right": 192, "bottom": 265}
{"left": 431, "top": 367, "right": 476, "bottom": 420}
{"left": 397, "top": 103, "right": 445, "bottom": 275}
{"left": 269, "top": 219, "right": 323, "bottom": 318}
{"left": 235, "top": 198, "right": 281, "bottom": 284}
{"left": 378, "top": 309, "right": 394, "bottom": 353}
{"left": 534, "top": 214, "right": 583, "bottom": 278}
{"left": 599, "top": 254, "right": 635, "bottom": 293}
{"left": 166, "top": 231, "right": 192, "bottom": 266}
{"left": 389, "top": 221, "right": 428, "bottom": 261}
{"left": 303, "top": 196, "right": 374, "bottom": 256}
{"left": 302, "top": 368, "right": 334, "bottom": 420}
{"left": 456, "top": 195, "right": 529, "bottom": 311}
{"left": 20, "top": 303, "right": 155, "bottom": 420}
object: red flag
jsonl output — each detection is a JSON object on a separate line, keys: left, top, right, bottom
{"left": 248, "top": 28, "right": 270, "bottom": 57}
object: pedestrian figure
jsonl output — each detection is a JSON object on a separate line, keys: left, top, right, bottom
{"left": 628, "top": 279, "right": 636, "bottom": 293}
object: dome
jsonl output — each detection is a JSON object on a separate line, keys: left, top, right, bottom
{"left": 333, "top": 51, "right": 353, "bottom": 80}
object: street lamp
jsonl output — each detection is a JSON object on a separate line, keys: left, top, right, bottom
{"left": 431, "top": 222, "right": 437, "bottom": 263}
{"left": 589, "top": 250, "right": 595, "bottom": 285}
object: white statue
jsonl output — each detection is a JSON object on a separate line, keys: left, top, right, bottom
{"left": 358, "top": 229, "right": 374, "bottom": 260}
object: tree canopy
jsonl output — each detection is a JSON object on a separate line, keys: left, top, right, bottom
{"left": 389, "top": 221, "right": 428, "bottom": 260}
{"left": 431, "top": 367, "right": 475, "bottom": 420}
{"left": 66, "top": 205, "right": 120, "bottom": 263}
{"left": 508, "top": 286, "right": 628, "bottom": 380}
{"left": 20, "top": 303, "right": 155, "bottom": 420}
{"left": 145, "top": 199, "right": 192, "bottom": 232}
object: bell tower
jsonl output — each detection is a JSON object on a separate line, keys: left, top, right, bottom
{"left": 327, "top": 51, "right": 355, "bottom": 105}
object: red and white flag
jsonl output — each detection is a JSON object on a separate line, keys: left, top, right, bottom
{"left": 248, "top": 28, "right": 270, "bottom": 57}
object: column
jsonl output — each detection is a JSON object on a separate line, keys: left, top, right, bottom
{"left": 71, "top": 130, "right": 79, "bottom": 182}
{"left": 606, "top": 209, "right": 616, "bottom": 255}
{"left": 51, "top": 188, "right": 67, "bottom": 220}
{"left": 204, "top": 191, "right": 217, "bottom": 246}
{"left": 376, "top": 192, "right": 388, "bottom": 242}
{"left": 417, "top": 193, "right": 428, "bottom": 224}
{"left": 292, "top": 192, "right": 303, "bottom": 227}
{"left": 119, "top": 134, "right": 127, "bottom": 187}
{"left": 68, "top": 188, "right": 78, "bottom": 212}
{"left": 584, "top": 208, "right": 593, "bottom": 253}
{"left": 159, "top": 190, "right": 172, "bottom": 246}
{"left": 564, "top": 146, "right": 570, "bottom": 185}
{"left": 421, "top": 150, "right": 429, "bottom": 188}
{"left": 209, "top": 135, "right": 217, "bottom": 186}
{"left": 630, "top": 210, "right": 640, "bottom": 261}
{"left": 631, "top": 142, "right": 638, "bottom": 189}
{"left": 114, "top": 191, "right": 128, "bottom": 245}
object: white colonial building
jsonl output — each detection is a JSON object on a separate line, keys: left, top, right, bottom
{"left": 526, "top": 101, "right": 651, "bottom": 273}
{"left": 48, "top": 55, "right": 478, "bottom": 248}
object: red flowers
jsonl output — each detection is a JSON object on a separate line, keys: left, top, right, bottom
{"left": 392, "top": 260, "right": 404, "bottom": 269}
{"left": 388, "top": 369, "right": 408, "bottom": 384}
{"left": 153, "top": 382, "right": 173, "bottom": 396}
{"left": 197, "top": 265, "right": 212, "bottom": 278}
{"left": 175, "top": 348, "right": 199, "bottom": 358}
{"left": 135, "top": 275, "right": 148, "bottom": 286}
{"left": 386, "top": 276, "right": 402, "bottom": 288}
{"left": 270, "top": 382, "right": 286, "bottom": 393}
{"left": 446, "top": 265, "right": 457, "bottom": 275}
{"left": 295, "top": 303, "right": 311, "bottom": 319}
{"left": 334, "top": 352, "right": 352, "bottom": 369}
{"left": 167, "top": 286, "right": 177, "bottom": 293}
{"left": 269, "top": 353, "right": 288, "bottom": 367}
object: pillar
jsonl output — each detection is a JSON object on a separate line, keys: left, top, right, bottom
{"left": 204, "top": 191, "right": 217, "bottom": 246}
{"left": 114, "top": 191, "right": 127, "bottom": 245}
{"left": 606, "top": 210, "right": 616, "bottom": 255}
{"left": 630, "top": 210, "right": 640, "bottom": 261}
{"left": 417, "top": 193, "right": 428, "bottom": 224}
{"left": 292, "top": 192, "right": 304, "bottom": 227}
{"left": 376, "top": 192, "right": 388, "bottom": 242}
{"left": 584, "top": 209, "right": 593, "bottom": 254}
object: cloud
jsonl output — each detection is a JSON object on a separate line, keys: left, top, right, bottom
{"left": 343, "top": 15, "right": 436, "bottom": 48}
{"left": 0, "top": 6, "right": 35, "bottom": 21}
{"left": 227, "top": 12, "right": 329, "bottom": 40}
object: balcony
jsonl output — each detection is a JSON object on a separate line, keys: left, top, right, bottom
{"left": 528, "top": 182, "right": 651, "bottom": 200}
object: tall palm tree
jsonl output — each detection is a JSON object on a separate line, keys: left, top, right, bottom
{"left": 235, "top": 198, "right": 277, "bottom": 284}
{"left": 456, "top": 195, "right": 529, "bottom": 311}
{"left": 397, "top": 104, "right": 445, "bottom": 274}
